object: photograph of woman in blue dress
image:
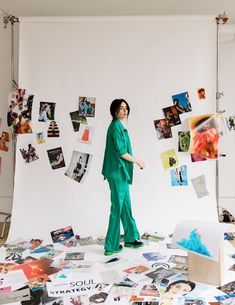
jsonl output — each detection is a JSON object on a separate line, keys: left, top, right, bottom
{"left": 177, "top": 229, "right": 212, "bottom": 257}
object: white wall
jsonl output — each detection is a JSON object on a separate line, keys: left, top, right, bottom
{"left": 8, "top": 16, "right": 218, "bottom": 242}
{"left": 0, "top": 18, "right": 17, "bottom": 217}
{"left": 219, "top": 26, "right": 235, "bottom": 216}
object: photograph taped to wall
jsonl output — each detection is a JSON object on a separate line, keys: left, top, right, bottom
{"left": 7, "top": 88, "right": 34, "bottom": 134}
{"left": 172, "top": 92, "right": 192, "bottom": 113}
{"left": 170, "top": 165, "right": 188, "bottom": 187}
{"left": 36, "top": 132, "right": 45, "bottom": 144}
{"left": 47, "top": 120, "right": 60, "bottom": 137}
{"left": 160, "top": 149, "right": 179, "bottom": 170}
{"left": 38, "top": 102, "right": 56, "bottom": 122}
{"left": 69, "top": 111, "right": 88, "bottom": 132}
{"left": 219, "top": 112, "right": 235, "bottom": 135}
{"left": 191, "top": 175, "right": 209, "bottom": 199}
{"left": 0, "top": 131, "right": 10, "bottom": 152}
{"left": 65, "top": 151, "right": 92, "bottom": 183}
{"left": 197, "top": 88, "right": 206, "bottom": 100}
{"left": 172, "top": 219, "right": 232, "bottom": 261}
{"left": 78, "top": 96, "right": 96, "bottom": 118}
{"left": 189, "top": 114, "right": 220, "bottom": 159}
{"left": 178, "top": 131, "right": 190, "bottom": 152}
{"left": 190, "top": 154, "right": 207, "bottom": 163}
{"left": 19, "top": 143, "right": 39, "bottom": 163}
{"left": 154, "top": 119, "right": 172, "bottom": 139}
{"left": 162, "top": 106, "right": 181, "bottom": 127}
{"left": 50, "top": 226, "right": 74, "bottom": 243}
{"left": 78, "top": 124, "right": 94, "bottom": 144}
{"left": 47, "top": 147, "right": 65, "bottom": 170}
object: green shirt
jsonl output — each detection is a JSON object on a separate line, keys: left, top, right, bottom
{"left": 102, "top": 119, "right": 133, "bottom": 184}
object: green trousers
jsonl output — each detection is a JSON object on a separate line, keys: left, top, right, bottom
{"left": 105, "top": 167, "right": 140, "bottom": 251}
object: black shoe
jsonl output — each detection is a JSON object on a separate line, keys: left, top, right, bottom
{"left": 124, "top": 239, "right": 144, "bottom": 248}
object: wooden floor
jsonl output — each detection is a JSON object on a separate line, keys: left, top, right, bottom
{"left": 0, "top": 222, "right": 10, "bottom": 246}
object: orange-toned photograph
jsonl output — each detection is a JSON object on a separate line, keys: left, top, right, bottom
{"left": 189, "top": 114, "right": 219, "bottom": 159}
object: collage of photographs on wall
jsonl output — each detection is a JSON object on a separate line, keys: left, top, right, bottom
{"left": 1, "top": 85, "right": 235, "bottom": 304}
{"left": 4, "top": 90, "right": 95, "bottom": 184}
{"left": 1, "top": 86, "right": 235, "bottom": 211}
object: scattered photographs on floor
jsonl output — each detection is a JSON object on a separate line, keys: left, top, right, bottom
{"left": 168, "top": 255, "right": 188, "bottom": 265}
{"left": 50, "top": 226, "right": 74, "bottom": 243}
{"left": 64, "top": 252, "right": 84, "bottom": 261}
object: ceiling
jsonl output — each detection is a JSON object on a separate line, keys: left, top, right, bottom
{"left": 0, "top": 0, "right": 234, "bottom": 23}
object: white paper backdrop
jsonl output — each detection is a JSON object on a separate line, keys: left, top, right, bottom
{"left": 8, "top": 16, "right": 218, "bottom": 242}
